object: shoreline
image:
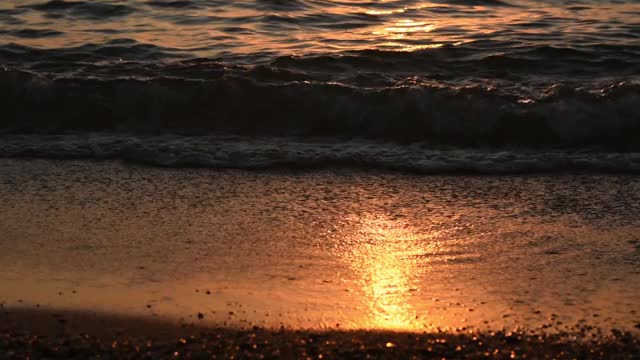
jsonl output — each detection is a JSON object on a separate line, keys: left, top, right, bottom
{"left": 2, "top": 308, "right": 640, "bottom": 359}
{"left": 2, "top": 136, "right": 640, "bottom": 175}
{"left": 2, "top": 160, "right": 640, "bottom": 358}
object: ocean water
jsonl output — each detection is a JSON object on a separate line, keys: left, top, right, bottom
{"left": 1, "top": 0, "right": 639, "bottom": 172}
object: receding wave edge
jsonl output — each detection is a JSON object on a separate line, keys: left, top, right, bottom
{"left": 2, "top": 134, "right": 639, "bottom": 174}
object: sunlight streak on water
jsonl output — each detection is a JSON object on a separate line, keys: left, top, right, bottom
{"left": 337, "top": 214, "right": 442, "bottom": 330}
{"left": 2, "top": 0, "right": 639, "bottom": 57}
{"left": 1, "top": 162, "right": 639, "bottom": 332}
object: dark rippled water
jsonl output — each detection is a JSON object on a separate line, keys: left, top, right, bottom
{"left": 1, "top": 0, "right": 639, "bottom": 172}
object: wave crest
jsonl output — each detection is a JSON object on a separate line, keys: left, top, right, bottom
{"left": 1, "top": 68, "right": 639, "bottom": 149}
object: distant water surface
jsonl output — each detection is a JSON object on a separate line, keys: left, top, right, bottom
{"left": 2, "top": 0, "right": 639, "bottom": 62}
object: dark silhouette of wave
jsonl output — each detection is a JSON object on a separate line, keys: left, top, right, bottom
{"left": 1, "top": 66, "right": 638, "bottom": 150}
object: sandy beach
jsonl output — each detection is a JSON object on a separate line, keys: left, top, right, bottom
{"left": 1, "top": 159, "right": 639, "bottom": 357}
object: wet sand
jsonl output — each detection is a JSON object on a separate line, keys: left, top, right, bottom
{"left": 1, "top": 159, "right": 640, "bottom": 357}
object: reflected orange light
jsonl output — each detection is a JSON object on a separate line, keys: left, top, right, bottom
{"left": 338, "top": 214, "right": 437, "bottom": 330}
{"left": 382, "top": 20, "right": 437, "bottom": 34}
{"left": 6, "top": 0, "right": 640, "bottom": 56}
{"left": 380, "top": 42, "right": 446, "bottom": 52}
{"left": 365, "top": 10, "right": 398, "bottom": 15}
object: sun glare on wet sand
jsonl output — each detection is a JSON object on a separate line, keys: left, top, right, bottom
{"left": 338, "top": 214, "right": 424, "bottom": 330}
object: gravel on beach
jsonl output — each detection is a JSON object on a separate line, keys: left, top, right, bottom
{"left": 2, "top": 327, "right": 640, "bottom": 359}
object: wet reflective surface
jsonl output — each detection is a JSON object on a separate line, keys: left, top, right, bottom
{"left": 337, "top": 215, "right": 424, "bottom": 329}
{"left": 1, "top": 0, "right": 639, "bottom": 58}
{"left": 1, "top": 159, "right": 639, "bottom": 333}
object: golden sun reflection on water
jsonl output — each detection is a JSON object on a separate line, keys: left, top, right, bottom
{"left": 6, "top": 1, "right": 639, "bottom": 55}
{"left": 381, "top": 20, "right": 437, "bottom": 35}
{"left": 338, "top": 214, "right": 439, "bottom": 330}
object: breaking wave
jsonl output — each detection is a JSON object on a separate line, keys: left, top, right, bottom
{"left": 1, "top": 66, "right": 639, "bottom": 150}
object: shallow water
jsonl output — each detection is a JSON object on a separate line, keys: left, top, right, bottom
{"left": 1, "top": 159, "right": 639, "bottom": 332}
